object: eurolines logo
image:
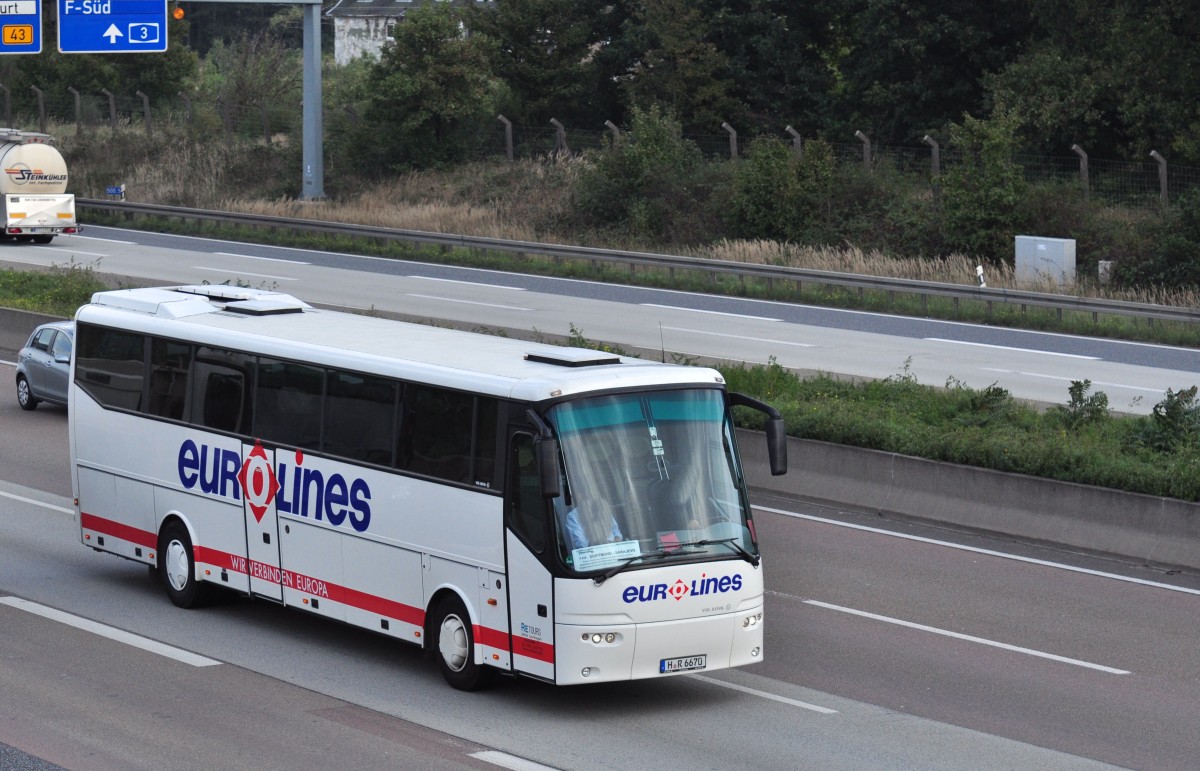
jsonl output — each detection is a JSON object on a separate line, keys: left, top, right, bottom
{"left": 621, "top": 573, "right": 744, "bottom": 604}
{"left": 177, "top": 439, "right": 372, "bottom": 532}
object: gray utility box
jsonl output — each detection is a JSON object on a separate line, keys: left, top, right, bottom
{"left": 1015, "top": 235, "right": 1076, "bottom": 285}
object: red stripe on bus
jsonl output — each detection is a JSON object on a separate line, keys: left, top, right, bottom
{"left": 80, "top": 512, "right": 156, "bottom": 549}
{"left": 84, "top": 520, "right": 522, "bottom": 658}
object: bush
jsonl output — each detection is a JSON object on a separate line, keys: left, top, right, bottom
{"left": 571, "top": 105, "right": 715, "bottom": 242}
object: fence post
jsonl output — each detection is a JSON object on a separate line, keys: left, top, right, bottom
{"left": 550, "top": 118, "right": 569, "bottom": 155}
{"left": 0, "top": 84, "right": 9, "bottom": 127}
{"left": 100, "top": 88, "right": 116, "bottom": 131}
{"left": 30, "top": 85, "right": 45, "bottom": 133}
{"left": 217, "top": 96, "right": 231, "bottom": 137}
{"left": 178, "top": 92, "right": 193, "bottom": 141}
{"left": 68, "top": 87, "right": 82, "bottom": 135}
{"left": 1149, "top": 150, "right": 1168, "bottom": 207}
{"left": 721, "top": 121, "right": 738, "bottom": 159}
{"left": 785, "top": 125, "right": 802, "bottom": 156}
{"left": 1070, "top": 144, "right": 1089, "bottom": 200}
{"left": 854, "top": 130, "right": 871, "bottom": 171}
{"left": 135, "top": 90, "right": 151, "bottom": 136}
{"left": 923, "top": 134, "right": 940, "bottom": 201}
{"left": 497, "top": 114, "right": 513, "bottom": 161}
{"left": 604, "top": 119, "right": 620, "bottom": 141}
{"left": 257, "top": 101, "right": 270, "bottom": 144}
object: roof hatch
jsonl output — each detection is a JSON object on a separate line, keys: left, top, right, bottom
{"left": 525, "top": 348, "right": 621, "bottom": 367}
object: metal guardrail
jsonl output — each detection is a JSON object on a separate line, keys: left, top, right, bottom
{"left": 78, "top": 199, "right": 1200, "bottom": 327}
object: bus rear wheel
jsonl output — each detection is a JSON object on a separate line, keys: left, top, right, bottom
{"left": 158, "top": 520, "right": 209, "bottom": 609}
{"left": 432, "top": 595, "right": 492, "bottom": 691}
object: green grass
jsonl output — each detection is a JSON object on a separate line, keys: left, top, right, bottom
{"left": 721, "top": 358, "right": 1200, "bottom": 502}
{"left": 0, "top": 261, "right": 108, "bottom": 318}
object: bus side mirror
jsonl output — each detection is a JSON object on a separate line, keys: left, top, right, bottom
{"left": 536, "top": 438, "right": 562, "bottom": 498}
{"left": 766, "top": 416, "right": 787, "bottom": 476}
{"left": 729, "top": 391, "right": 788, "bottom": 476}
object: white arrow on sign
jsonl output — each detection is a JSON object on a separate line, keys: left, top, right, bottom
{"left": 102, "top": 24, "right": 123, "bottom": 44}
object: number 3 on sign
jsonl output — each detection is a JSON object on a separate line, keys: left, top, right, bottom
{"left": 3, "top": 25, "right": 33, "bottom": 44}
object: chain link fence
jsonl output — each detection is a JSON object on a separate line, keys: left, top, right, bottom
{"left": 4, "top": 84, "right": 1198, "bottom": 209}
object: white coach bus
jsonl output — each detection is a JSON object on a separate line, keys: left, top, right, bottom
{"left": 70, "top": 285, "right": 786, "bottom": 689}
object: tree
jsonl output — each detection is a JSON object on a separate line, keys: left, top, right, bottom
{"left": 358, "top": 3, "right": 502, "bottom": 171}
{"left": 620, "top": 0, "right": 737, "bottom": 135}
{"left": 986, "top": 0, "right": 1200, "bottom": 163}
{"left": 697, "top": 0, "right": 839, "bottom": 137}
{"left": 830, "top": 0, "right": 1033, "bottom": 144}
{"left": 466, "top": 0, "right": 610, "bottom": 129}
{"left": 941, "top": 110, "right": 1027, "bottom": 263}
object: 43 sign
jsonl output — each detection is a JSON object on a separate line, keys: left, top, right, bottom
{"left": 0, "top": 0, "right": 41, "bottom": 54}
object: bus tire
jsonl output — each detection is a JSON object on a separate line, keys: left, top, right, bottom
{"left": 432, "top": 595, "right": 492, "bottom": 691}
{"left": 158, "top": 520, "right": 208, "bottom": 609}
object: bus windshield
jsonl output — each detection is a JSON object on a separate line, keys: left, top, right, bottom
{"left": 547, "top": 388, "right": 757, "bottom": 574}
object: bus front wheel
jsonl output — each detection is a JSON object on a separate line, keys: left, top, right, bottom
{"left": 432, "top": 596, "right": 492, "bottom": 691}
{"left": 158, "top": 520, "right": 208, "bottom": 609}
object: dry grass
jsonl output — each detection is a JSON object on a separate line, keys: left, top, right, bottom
{"left": 51, "top": 129, "right": 1199, "bottom": 309}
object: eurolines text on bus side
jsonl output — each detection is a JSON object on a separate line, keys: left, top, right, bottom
{"left": 177, "top": 439, "right": 372, "bottom": 532}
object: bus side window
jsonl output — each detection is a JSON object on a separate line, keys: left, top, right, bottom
{"left": 399, "top": 384, "right": 473, "bottom": 483}
{"left": 255, "top": 358, "right": 323, "bottom": 450}
{"left": 190, "top": 347, "right": 254, "bottom": 435}
{"left": 74, "top": 324, "right": 146, "bottom": 411}
{"left": 507, "top": 435, "right": 546, "bottom": 552}
{"left": 148, "top": 339, "right": 192, "bottom": 421}
{"left": 324, "top": 370, "right": 396, "bottom": 465}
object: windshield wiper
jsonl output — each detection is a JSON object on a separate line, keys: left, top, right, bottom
{"left": 693, "top": 537, "right": 761, "bottom": 567}
{"left": 593, "top": 548, "right": 705, "bottom": 586}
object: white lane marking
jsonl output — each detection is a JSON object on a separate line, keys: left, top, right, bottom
{"left": 0, "top": 596, "right": 222, "bottom": 667}
{"left": 798, "top": 598, "right": 1129, "bottom": 675}
{"left": 981, "top": 367, "right": 1173, "bottom": 394}
{"left": 925, "top": 338, "right": 1100, "bottom": 360}
{"left": 35, "top": 246, "right": 109, "bottom": 257}
{"left": 408, "top": 275, "right": 526, "bottom": 291}
{"left": 660, "top": 326, "right": 815, "bottom": 348}
{"left": 406, "top": 293, "right": 533, "bottom": 312}
{"left": 0, "top": 359, "right": 14, "bottom": 367}
{"left": 216, "top": 252, "right": 310, "bottom": 265}
{"left": 0, "top": 489, "right": 72, "bottom": 515}
{"left": 641, "top": 303, "right": 780, "bottom": 322}
{"left": 193, "top": 267, "right": 297, "bottom": 281}
{"left": 754, "top": 505, "right": 1200, "bottom": 597}
{"left": 689, "top": 673, "right": 838, "bottom": 714}
{"left": 66, "top": 234, "right": 136, "bottom": 244}
{"left": 469, "top": 751, "right": 561, "bottom": 771}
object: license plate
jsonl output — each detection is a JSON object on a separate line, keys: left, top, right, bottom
{"left": 29, "top": 227, "right": 52, "bottom": 233}
{"left": 660, "top": 654, "right": 706, "bottom": 673}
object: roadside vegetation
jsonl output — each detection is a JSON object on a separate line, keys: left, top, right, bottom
{"left": 5, "top": 3, "right": 1200, "bottom": 501}
{"left": 8, "top": 263, "right": 1200, "bottom": 503}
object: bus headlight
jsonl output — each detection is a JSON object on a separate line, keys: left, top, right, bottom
{"left": 742, "top": 612, "right": 762, "bottom": 629}
{"left": 581, "top": 631, "right": 621, "bottom": 646}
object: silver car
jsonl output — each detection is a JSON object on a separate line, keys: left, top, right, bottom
{"left": 16, "top": 320, "right": 73, "bottom": 410}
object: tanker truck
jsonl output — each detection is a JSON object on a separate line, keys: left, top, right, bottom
{"left": 0, "top": 129, "right": 79, "bottom": 244}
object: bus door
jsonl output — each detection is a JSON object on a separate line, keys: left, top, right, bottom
{"left": 505, "top": 434, "right": 556, "bottom": 680}
{"left": 241, "top": 441, "right": 284, "bottom": 601}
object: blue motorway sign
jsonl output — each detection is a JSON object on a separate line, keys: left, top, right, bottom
{"left": 0, "top": 0, "right": 42, "bottom": 54}
{"left": 58, "top": 0, "right": 167, "bottom": 54}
